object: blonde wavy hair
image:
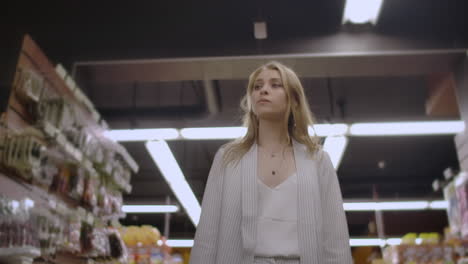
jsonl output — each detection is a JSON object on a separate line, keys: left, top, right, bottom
{"left": 223, "top": 61, "right": 321, "bottom": 165}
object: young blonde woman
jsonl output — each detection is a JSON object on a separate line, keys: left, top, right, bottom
{"left": 189, "top": 61, "right": 352, "bottom": 264}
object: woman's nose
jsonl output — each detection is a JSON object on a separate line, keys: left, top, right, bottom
{"left": 260, "top": 85, "right": 269, "bottom": 94}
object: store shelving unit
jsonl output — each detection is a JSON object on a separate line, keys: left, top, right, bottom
{"left": 0, "top": 35, "right": 138, "bottom": 264}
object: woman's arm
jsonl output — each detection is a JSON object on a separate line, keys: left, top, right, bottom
{"left": 318, "top": 150, "right": 353, "bottom": 264}
{"left": 189, "top": 148, "right": 225, "bottom": 264}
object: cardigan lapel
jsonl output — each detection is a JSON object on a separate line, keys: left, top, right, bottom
{"left": 293, "top": 140, "right": 321, "bottom": 264}
{"left": 241, "top": 143, "right": 258, "bottom": 256}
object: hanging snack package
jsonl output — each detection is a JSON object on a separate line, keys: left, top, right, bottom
{"left": 445, "top": 181, "right": 461, "bottom": 236}
{"left": 69, "top": 166, "right": 86, "bottom": 201}
{"left": 83, "top": 174, "right": 98, "bottom": 213}
{"left": 109, "top": 192, "right": 124, "bottom": 217}
{"left": 97, "top": 186, "right": 112, "bottom": 217}
{"left": 50, "top": 164, "right": 69, "bottom": 195}
{"left": 455, "top": 172, "right": 468, "bottom": 239}
{"left": 15, "top": 67, "right": 44, "bottom": 103}
{"left": 61, "top": 209, "right": 83, "bottom": 254}
{"left": 80, "top": 214, "right": 94, "bottom": 255}
{"left": 108, "top": 228, "right": 127, "bottom": 260}
{"left": 0, "top": 196, "right": 10, "bottom": 248}
{"left": 35, "top": 155, "right": 58, "bottom": 188}
{"left": 87, "top": 227, "right": 110, "bottom": 258}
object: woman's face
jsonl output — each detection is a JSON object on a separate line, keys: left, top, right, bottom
{"left": 250, "top": 69, "right": 288, "bottom": 121}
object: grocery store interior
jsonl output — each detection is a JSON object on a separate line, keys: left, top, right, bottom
{"left": 1, "top": 1, "right": 468, "bottom": 263}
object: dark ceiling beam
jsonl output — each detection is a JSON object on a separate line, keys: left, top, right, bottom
{"left": 98, "top": 105, "right": 207, "bottom": 121}
{"left": 74, "top": 50, "right": 465, "bottom": 84}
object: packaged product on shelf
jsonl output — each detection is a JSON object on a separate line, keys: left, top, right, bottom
{"left": 456, "top": 172, "right": 468, "bottom": 239}
{"left": 51, "top": 164, "right": 71, "bottom": 195}
{"left": 2, "top": 133, "right": 46, "bottom": 181}
{"left": 46, "top": 202, "right": 67, "bottom": 256}
{"left": 0, "top": 131, "right": 6, "bottom": 167}
{"left": 109, "top": 192, "right": 124, "bottom": 217}
{"left": 86, "top": 136, "right": 104, "bottom": 164}
{"left": 32, "top": 205, "right": 64, "bottom": 256}
{"left": 108, "top": 228, "right": 127, "bottom": 260}
{"left": 81, "top": 221, "right": 94, "bottom": 254}
{"left": 86, "top": 227, "right": 111, "bottom": 258}
{"left": 65, "top": 125, "right": 90, "bottom": 150}
{"left": 35, "top": 156, "right": 58, "bottom": 188}
{"left": 97, "top": 185, "right": 112, "bottom": 217}
{"left": 69, "top": 165, "right": 86, "bottom": 201}
{"left": 14, "top": 67, "right": 44, "bottom": 103}
{"left": 445, "top": 181, "right": 462, "bottom": 236}
{"left": 39, "top": 99, "right": 76, "bottom": 132}
{"left": 149, "top": 247, "right": 164, "bottom": 264}
{"left": 61, "top": 210, "right": 82, "bottom": 254}
{"left": 0, "top": 196, "right": 40, "bottom": 250}
{"left": 83, "top": 174, "right": 99, "bottom": 212}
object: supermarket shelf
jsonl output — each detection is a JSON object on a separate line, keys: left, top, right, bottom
{"left": 0, "top": 247, "right": 41, "bottom": 264}
{"left": 0, "top": 171, "right": 49, "bottom": 207}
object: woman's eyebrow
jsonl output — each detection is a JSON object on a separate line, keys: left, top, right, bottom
{"left": 270, "top": 78, "right": 282, "bottom": 82}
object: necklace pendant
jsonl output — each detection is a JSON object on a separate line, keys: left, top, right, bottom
{"left": 272, "top": 171, "right": 276, "bottom": 175}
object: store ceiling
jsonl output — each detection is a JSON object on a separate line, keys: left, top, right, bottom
{"left": 3, "top": 0, "right": 468, "bottom": 238}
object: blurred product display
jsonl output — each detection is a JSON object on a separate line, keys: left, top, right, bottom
{"left": 118, "top": 225, "right": 183, "bottom": 264}
{"left": 380, "top": 169, "right": 468, "bottom": 264}
{"left": 0, "top": 35, "right": 138, "bottom": 264}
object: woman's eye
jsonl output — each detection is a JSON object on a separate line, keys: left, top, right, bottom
{"left": 254, "top": 85, "right": 261, "bottom": 90}
{"left": 272, "top": 83, "right": 283, "bottom": 88}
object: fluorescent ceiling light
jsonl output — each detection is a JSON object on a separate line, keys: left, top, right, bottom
{"left": 343, "top": 200, "right": 446, "bottom": 211}
{"left": 343, "top": 0, "right": 384, "bottom": 24}
{"left": 350, "top": 238, "right": 385, "bottom": 247}
{"left": 165, "top": 239, "right": 195, "bottom": 248}
{"left": 122, "top": 205, "right": 179, "bottom": 213}
{"left": 106, "top": 120, "right": 463, "bottom": 142}
{"left": 349, "top": 121, "right": 465, "bottom": 136}
{"left": 310, "top": 124, "right": 348, "bottom": 137}
{"left": 377, "top": 201, "right": 429, "bottom": 210}
{"left": 145, "top": 141, "right": 201, "bottom": 226}
{"left": 158, "top": 237, "right": 424, "bottom": 248}
{"left": 385, "top": 238, "right": 402, "bottom": 246}
{"left": 429, "top": 200, "right": 448, "bottom": 209}
{"left": 323, "top": 136, "right": 348, "bottom": 169}
{"left": 104, "top": 128, "right": 179, "bottom": 142}
{"left": 180, "top": 127, "right": 247, "bottom": 140}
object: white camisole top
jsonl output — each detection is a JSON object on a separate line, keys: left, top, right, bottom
{"left": 254, "top": 173, "right": 300, "bottom": 257}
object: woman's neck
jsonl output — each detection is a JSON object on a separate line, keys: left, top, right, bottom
{"left": 257, "top": 119, "right": 290, "bottom": 151}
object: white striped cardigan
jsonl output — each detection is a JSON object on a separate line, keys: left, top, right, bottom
{"left": 189, "top": 139, "right": 353, "bottom": 264}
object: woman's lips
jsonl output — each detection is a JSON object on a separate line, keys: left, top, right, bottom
{"left": 257, "top": 99, "right": 271, "bottom": 103}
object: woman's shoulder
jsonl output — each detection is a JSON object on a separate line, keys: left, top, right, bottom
{"left": 295, "top": 140, "right": 324, "bottom": 161}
